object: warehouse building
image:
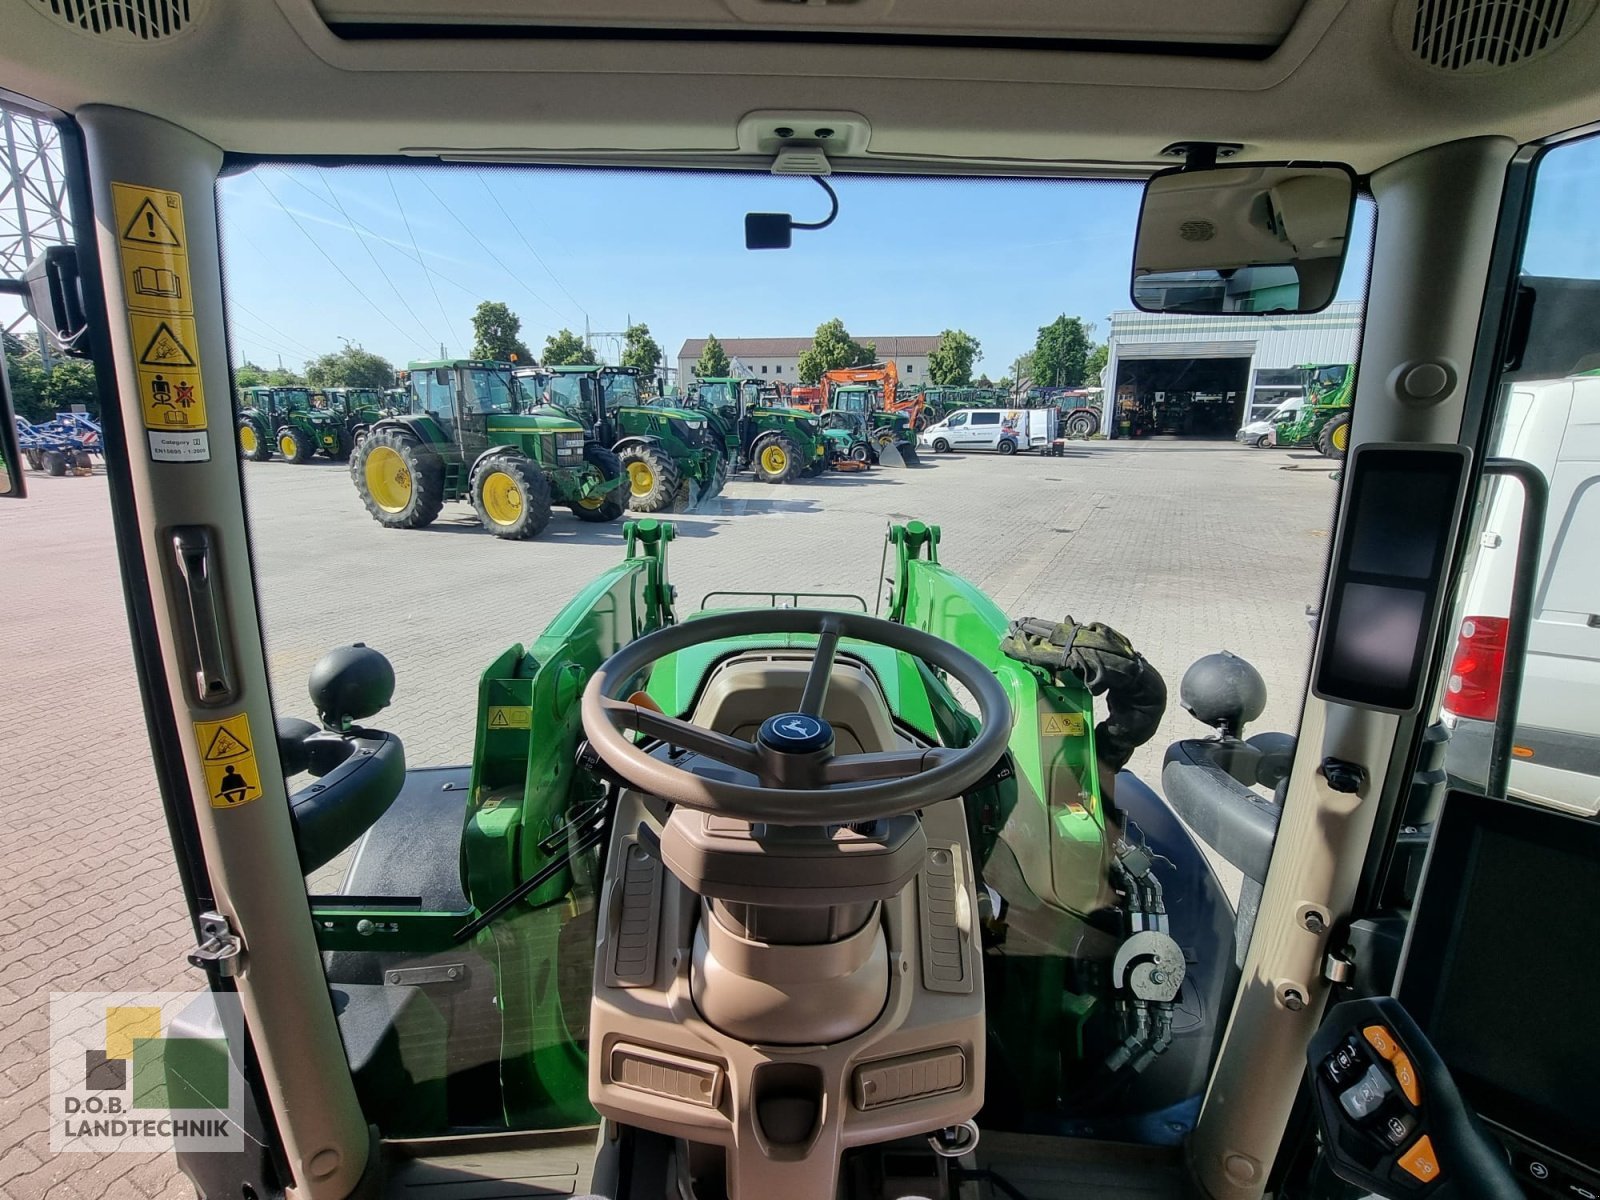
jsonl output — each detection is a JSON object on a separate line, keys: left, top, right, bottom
{"left": 1100, "top": 302, "right": 1363, "bottom": 438}
{"left": 676, "top": 335, "right": 940, "bottom": 385}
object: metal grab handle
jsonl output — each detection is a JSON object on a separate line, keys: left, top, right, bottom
{"left": 1481, "top": 458, "right": 1548, "bottom": 798}
{"left": 170, "top": 526, "right": 236, "bottom": 705}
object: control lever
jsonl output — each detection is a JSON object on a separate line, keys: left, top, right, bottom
{"left": 1306, "top": 996, "right": 1522, "bottom": 1200}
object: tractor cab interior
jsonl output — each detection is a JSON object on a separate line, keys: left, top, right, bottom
{"left": 6, "top": 3, "right": 1600, "bottom": 1200}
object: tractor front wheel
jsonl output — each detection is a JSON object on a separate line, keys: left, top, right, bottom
{"left": 353, "top": 429, "right": 446, "bottom": 530}
{"left": 237, "top": 419, "right": 270, "bottom": 461}
{"left": 618, "top": 444, "right": 681, "bottom": 513}
{"left": 278, "top": 425, "right": 317, "bottom": 464}
{"left": 472, "top": 453, "right": 553, "bottom": 538}
{"left": 1317, "top": 412, "right": 1352, "bottom": 459}
{"left": 754, "top": 434, "right": 801, "bottom": 484}
{"left": 570, "top": 444, "right": 628, "bottom": 523}
{"left": 326, "top": 426, "right": 354, "bottom": 462}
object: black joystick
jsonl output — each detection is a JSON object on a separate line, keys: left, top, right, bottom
{"left": 1179, "top": 651, "right": 1267, "bottom": 739}
{"left": 308, "top": 643, "right": 395, "bottom": 731}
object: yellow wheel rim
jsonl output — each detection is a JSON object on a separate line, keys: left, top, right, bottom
{"left": 239, "top": 426, "right": 257, "bottom": 454}
{"left": 279, "top": 432, "right": 296, "bottom": 457}
{"left": 365, "top": 446, "right": 412, "bottom": 513}
{"left": 627, "top": 460, "right": 655, "bottom": 496}
{"left": 480, "top": 470, "right": 524, "bottom": 525}
{"left": 760, "top": 444, "right": 788, "bottom": 474}
{"left": 577, "top": 494, "right": 604, "bottom": 510}
{"left": 1331, "top": 421, "right": 1349, "bottom": 451}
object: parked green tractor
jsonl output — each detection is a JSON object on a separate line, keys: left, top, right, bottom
{"left": 236, "top": 385, "right": 353, "bottom": 463}
{"left": 684, "top": 376, "right": 830, "bottom": 483}
{"left": 827, "top": 384, "right": 919, "bottom": 465}
{"left": 1239, "top": 363, "right": 1354, "bottom": 457}
{"left": 322, "top": 386, "right": 390, "bottom": 448}
{"left": 519, "top": 364, "right": 726, "bottom": 513}
{"left": 349, "top": 359, "right": 626, "bottom": 539}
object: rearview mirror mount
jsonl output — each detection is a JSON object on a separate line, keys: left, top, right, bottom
{"left": 1131, "top": 163, "right": 1356, "bottom": 315}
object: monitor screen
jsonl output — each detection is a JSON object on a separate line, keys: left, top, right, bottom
{"left": 1398, "top": 792, "right": 1600, "bottom": 1167}
{"left": 1314, "top": 445, "right": 1469, "bottom": 712}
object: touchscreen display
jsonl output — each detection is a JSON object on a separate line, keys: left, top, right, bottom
{"left": 1402, "top": 795, "right": 1600, "bottom": 1166}
{"left": 1314, "top": 446, "right": 1468, "bottom": 711}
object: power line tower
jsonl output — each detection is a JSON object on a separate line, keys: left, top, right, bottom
{"left": 1, "top": 103, "right": 72, "bottom": 344}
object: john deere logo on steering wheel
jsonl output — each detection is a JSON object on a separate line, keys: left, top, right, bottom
{"left": 774, "top": 715, "right": 821, "bottom": 740}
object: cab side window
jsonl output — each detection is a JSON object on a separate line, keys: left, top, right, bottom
{"left": 973, "top": 412, "right": 1000, "bottom": 426}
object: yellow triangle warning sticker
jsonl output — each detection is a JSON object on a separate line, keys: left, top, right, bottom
{"left": 487, "top": 705, "right": 531, "bottom": 730}
{"left": 122, "top": 197, "right": 182, "bottom": 248}
{"left": 203, "top": 725, "right": 251, "bottom": 761}
{"left": 139, "top": 320, "right": 197, "bottom": 368}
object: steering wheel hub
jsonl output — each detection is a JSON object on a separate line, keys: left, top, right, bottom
{"left": 758, "top": 712, "right": 834, "bottom": 754}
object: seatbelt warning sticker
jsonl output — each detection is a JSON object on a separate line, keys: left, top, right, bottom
{"left": 487, "top": 705, "right": 533, "bottom": 730}
{"left": 193, "top": 713, "right": 262, "bottom": 809}
{"left": 1040, "top": 712, "right": 1086, "bottom": 736}
{"left": 112, "top": 183, "right": 209, "bottom": 463}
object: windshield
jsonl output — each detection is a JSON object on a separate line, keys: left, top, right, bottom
{"left": 216, "top": 163, "right": 1373, "bottom": 1149}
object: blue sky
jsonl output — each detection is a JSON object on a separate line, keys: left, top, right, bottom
{"left": 215, "top": 164, "right": 1381, "bottom": 380}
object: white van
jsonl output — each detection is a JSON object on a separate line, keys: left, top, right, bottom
{"left": 1443, "top": 374, "right": 1600, "bottom": 815}
{"left": 920, "top": 407, "right": 1055, "bottom": 454}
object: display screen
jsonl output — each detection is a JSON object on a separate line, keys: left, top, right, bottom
{"left": 1314, "top": 446, "right": 1468, "bottom": 711}
{"left": 1400, "top": 793, "right": 1600, "bottom": 1167}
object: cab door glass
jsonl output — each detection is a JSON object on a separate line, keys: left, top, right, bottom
{"left": 1440, "top": 132, "right": 1600, "bottom": 817}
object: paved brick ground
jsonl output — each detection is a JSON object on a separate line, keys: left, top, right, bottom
{"left": 1, "top": 440, "right": 1340, "bottom": 1197}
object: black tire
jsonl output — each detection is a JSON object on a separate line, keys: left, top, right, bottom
{"left": 1253, "top": 434, "right": 1270, "bottom": 449}
{"left": 570, "top": 443, "right": 627, "bottom": 523}
{"left": 752, "top": 433, "right": 802, "bottom": 484}
{"left": 236, "top": 418, "right": 270, "bottom": 461}
{"left": 707, "top": 453, "right": 730, "bottom": 497}
{"left": 997, "top": 438, "right": 1017, "bottom": 456}
{"left": 326, "top": 426, "right": 354, "bottom": 462}
{"left": 1065, "top": 411, "right": 1099, "bottom": 438}
{"left": 44, "top": 450, "right": 67, "bottom": 476}
{"left": 25, "top": 448, "right": 44, "bottom": 471}
{"left": 618, "top": 444, "right": 681, "bottom": 513}
{"left": 278, "top": 425, "right": 317, "bottom": 464}
{"left": 352, "top": 428, "right": 446, "bottom": 530}
{"left": 1317, "top": 411, "right": 1352, "bottom": 459}
{"left": 849, "top": 442, "right": 872, "bottom": 463}
{"left": 932, "top": 437, "right": 950, "bottom": 454}
{"left": 472, "top": 452, "right": 554, "bottom": 538}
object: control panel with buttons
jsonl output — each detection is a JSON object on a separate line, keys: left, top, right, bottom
{"left": 1306, "top": 996, "right": 1523, "bottom": 1200}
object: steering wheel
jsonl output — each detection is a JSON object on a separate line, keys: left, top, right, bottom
{"left": 579, "top": 608, "right": 1012, "bottom": 825}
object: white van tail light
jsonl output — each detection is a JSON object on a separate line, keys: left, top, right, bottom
{"left": 1443, "top": 616, "right": 1509, "bottom": 721}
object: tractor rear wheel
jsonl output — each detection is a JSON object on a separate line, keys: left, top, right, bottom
{"left": 753, "top": 434, "right": 801, "bottom": 484}
{"left": 1065, "top": 410, "right": 1099, "bottom": 438}
{"left": 353, "top": 428, "right": 445, "bottom": 530}
{"left": 472, "top": 453, "right": 554, "bottom": 538}
{"left": 279, "top": 425, "right": 317, "bottom": 464}
{"left": 237, "top": 419, "right": 270, "bottom": 461}
{"left": 570, "top": 444, "right": 627, "bottom": 523}
{"left": 1317, "top": 412, "right": 1352, "bottom": 459}
{"left": 618, "top": 444, "right": 680, "bottom": 513}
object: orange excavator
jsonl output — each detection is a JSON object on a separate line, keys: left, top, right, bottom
{"left": 790, "top": 361, "right": 930, "bottom": 430}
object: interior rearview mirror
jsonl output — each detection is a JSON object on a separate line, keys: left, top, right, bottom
{"left": 1131, "top": 163, "right": 1356, "bottom": 315}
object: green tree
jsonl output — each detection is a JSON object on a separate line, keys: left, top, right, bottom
{"left": 4, "top": 343, "right": 99, "bottom": 422}
{"left": 621, "top": 322, "right": 663, "bottom": 374}
{"left": 544, "top": 328, "right": 596, "bottom": 365}
{"left": 995, "top": 376, "right": 1012, "bottom": 391}
{"left": 927, "top": 329, "right": 982, "bottom": 386}
{"left": 304, "top": 345, "right": 396, "bottom": 390}
{"left": 471, "top": 300, "right": 533, "bottom": 362}
{"left": 1085, "top": 341, "right": 1109, "bottom": 384}
{"left": 796, "top": 319, "right": 875, "bottom": 384}
{"left": 1031, "top": 316, "right": 1093, "bottom": 388}
{"left": 695, "top": 334, "right": 731, "bottom": 378}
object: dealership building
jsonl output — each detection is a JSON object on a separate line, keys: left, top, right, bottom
{"left": 1099, "top": 301, "right": 1363, "bottom": 438}
{"left": 676, "top": 335, "right": 941, "bottom": 385}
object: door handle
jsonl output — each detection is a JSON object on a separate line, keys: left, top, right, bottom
{"left": 170, "top": 526, "right": 237, "bottom": 705}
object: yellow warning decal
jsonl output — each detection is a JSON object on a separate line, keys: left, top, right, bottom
{"left": 1040, "top": 712, "right": 1086, "bottom": 737}
{"left": 487, "top": 706, "right": 533, "bottom": 730}
{"left": 112, "top": 183, "right": 208, "bottom": 462}
{"left": 193, "top": 713, "right": 262, "bottom": 809}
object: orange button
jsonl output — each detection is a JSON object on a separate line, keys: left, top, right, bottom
{"left": 1364, "top": 1025, "right": 1400, "bottom": 1061}
{"left": 1398, "top": 1134, "right": 1442, "bottom": 1184}
{"left": 1391, "top": 1051, "right": 1421, "bottom": 1106}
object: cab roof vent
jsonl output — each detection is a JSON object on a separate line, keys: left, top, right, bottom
{"left": 30, "top": 0, "right": 195, "bottom": 41}
{"left": 1405, "top": 0, "right": 1596, "bottom": 71}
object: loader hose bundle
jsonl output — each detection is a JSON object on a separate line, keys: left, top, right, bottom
{"left": 1000, "top": 616, "right": 1167, "bottom": 770}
